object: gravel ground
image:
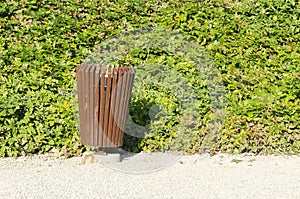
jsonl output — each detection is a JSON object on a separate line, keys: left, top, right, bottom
{"left": 0, "top": 153, "right": 299, "bottom": 199}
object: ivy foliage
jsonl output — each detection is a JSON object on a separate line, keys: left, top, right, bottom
{"left": 0, "top": 0, "right": 299, "bottom": 157}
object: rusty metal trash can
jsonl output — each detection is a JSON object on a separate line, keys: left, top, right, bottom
{"left": 76, "top": 65, "right": 135, "bottom": 147}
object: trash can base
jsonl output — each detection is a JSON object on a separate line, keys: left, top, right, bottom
{"left": 81, "top": 151, "right": 121, "bottom": 164}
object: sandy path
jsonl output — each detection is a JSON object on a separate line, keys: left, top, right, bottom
{"left": 0, "top": 153, "right": 299, "bottom": 198}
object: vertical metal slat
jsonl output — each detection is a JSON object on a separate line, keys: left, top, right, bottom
{"left": 117, "top": 67, "right": 129, "bottom": 145}
{"left": 77, "top": 65, "right": 86, "bottom": 144}
{"left": 108, "top": 68, "right": 118, "bottom": 147}
{"left": 103, "top": 68, "right": 113, "bottom": 147}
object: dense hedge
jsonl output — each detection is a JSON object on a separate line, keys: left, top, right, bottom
{"left": 0, "top": 0, "right": 299, "bottom": 157}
